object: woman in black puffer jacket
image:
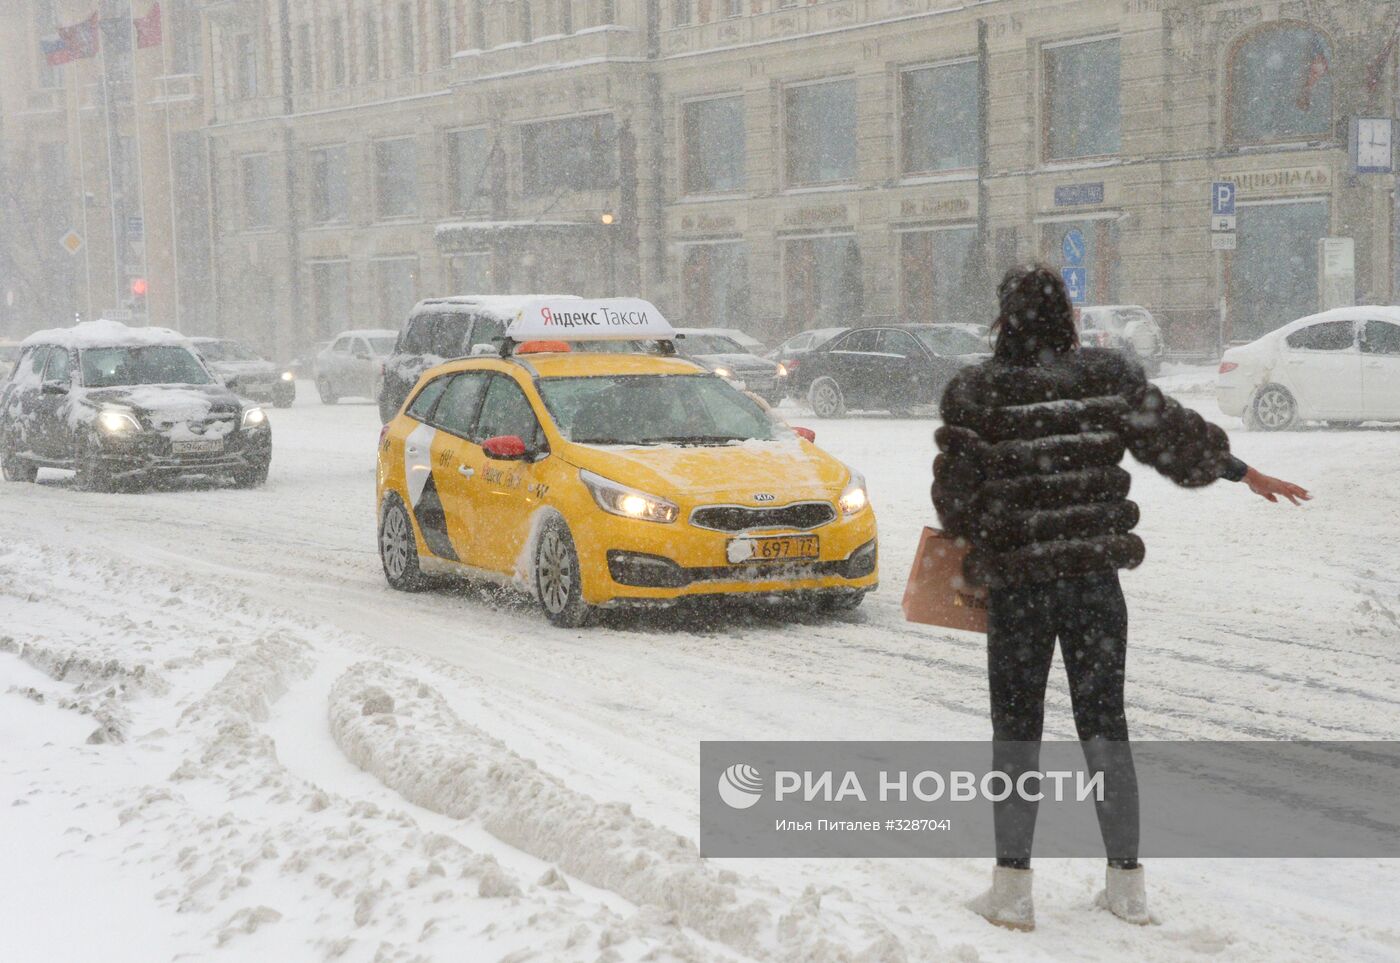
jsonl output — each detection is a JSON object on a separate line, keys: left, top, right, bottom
{"left": 935, "top": 264, "right": 1309, "bottom": 932}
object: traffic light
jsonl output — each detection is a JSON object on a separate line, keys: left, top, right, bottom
{"left": 129, "top": 277, "right": 148, "bottom": 316}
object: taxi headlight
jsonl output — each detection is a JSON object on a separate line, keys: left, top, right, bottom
{"left": 713, "top": 366, "right": 733, "bottom": 378}
{"left": 97, "top": 408, "right": 141, "bottom": 434}
{"left": 838, "top": 471, "right": 868, "bottom": 517}
{"left": 580, "top": 469, "right": 679, "bottom": 524}
{"left": 241, "top": 406, "right": 267, "bottom": 429}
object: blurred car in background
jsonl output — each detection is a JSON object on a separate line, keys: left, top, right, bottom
{"left": 788, "top": 323, "right": 988, "bottom": 418}
{"left": 673, "top": 328, "right": 787, "bottom": 406}
{"left": 0, "top": 320, "right": 271, "bottom": 490}
{"left": 285, "top": 342, "right": 328, "bottom": 383}
{"left": 1217, "top": 306, "right": 1400, "bottom": 430}
{"left": 190, "top": 337, "right": 295, "bottom": 408}
{"left": 1077, "top": 305, "right": 1165, "bottom": 375}
{"left": 766, "top": 327, "right": 849, "bottom": 370}
{"left": 1, "top": 341, "right": 22, "bottom": 376}
{"left": 314, "top": 330, "right": 397, "bottom": 405}
{"left": 709, "top": 328, "right": 768, "bottom": 355}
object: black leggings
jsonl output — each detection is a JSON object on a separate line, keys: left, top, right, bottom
{"left": 986, "top": 572, "right": 1139, "bottom": 869}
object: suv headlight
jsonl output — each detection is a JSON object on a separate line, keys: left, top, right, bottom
{"left": 241, "top": 406, "right": 267, "bottom": 429}
{"left": 580, "top": 469, "right": 679, "bottom": 524}
{"left": 280, "top": 370, "right": 295, "bottom": 382}
{"left": 838, "top": 470, "right": 868, "bottom": 516}
{"left": 97, "top": 408, "right": 141, "bottom": 434}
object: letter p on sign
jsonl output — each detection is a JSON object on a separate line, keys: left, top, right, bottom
{"left": 1212, "top": 182, "right": 1236, "bottom": 217}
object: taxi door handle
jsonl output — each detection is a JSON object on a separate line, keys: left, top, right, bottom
{"left": 407, "top": 445, "right": 420, "bottom": 455}
{"left": 458, "top": 465, "right": 475, "bottom": 478}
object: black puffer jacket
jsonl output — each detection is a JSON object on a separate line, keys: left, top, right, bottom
{"left": 932, "top": 348, "right": 1234, "bottom": 589}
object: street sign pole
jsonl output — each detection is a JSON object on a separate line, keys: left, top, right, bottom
{"left": 1211, "top": 182, "right": 1237, "bottom": 358}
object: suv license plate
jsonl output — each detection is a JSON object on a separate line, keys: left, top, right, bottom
{"left": 727, "top": 535, "right": 819, "bottom": 564}
{"left": 173, "top": 440, "right": 223, "bottom": 455}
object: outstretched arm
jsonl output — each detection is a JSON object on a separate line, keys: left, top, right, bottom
{"left": 1240, "top": 465, "right": 1311, "bottom": 505}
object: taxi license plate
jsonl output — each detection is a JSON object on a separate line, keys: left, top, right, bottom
{"left": 727, "top": 534, "right": 819, "bottom": 564}
{"left": 172, "top": 440, "right": 223, "bottom": 455}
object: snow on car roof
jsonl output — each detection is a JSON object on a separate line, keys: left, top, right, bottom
{"left": 22, "top": 319, "right": 190, "bottom": 349}
{"left": 334, "top": 329, "right": 399, "bottom": 338}
{"left": 1268, "top": 305, "right": 1400, "bottom": 338}
{"left": 409, "top": 295, "right": 580, "bottom": 321}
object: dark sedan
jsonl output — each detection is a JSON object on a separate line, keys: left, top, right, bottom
{"left": 787, "top": 323, "right": 990, "bottom": 418}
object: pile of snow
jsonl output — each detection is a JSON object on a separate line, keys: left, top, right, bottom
{"left": 330, "top": 660, "right": 940, "bottom": 962}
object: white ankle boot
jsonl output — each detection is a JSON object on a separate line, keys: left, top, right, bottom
{"left": 967, "top": 866, "right": 1034, "bottom": 931}
{"left": 1095, "top": 865, "right": 1150, "bottom": 925}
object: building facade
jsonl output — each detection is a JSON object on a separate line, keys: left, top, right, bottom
{"left": 2, "top": 0, "right": 1397, "bottom": 358}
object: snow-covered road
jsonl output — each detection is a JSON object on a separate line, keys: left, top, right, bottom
{"left": 3, "top": 373, "right": 1398, "bottom": 962}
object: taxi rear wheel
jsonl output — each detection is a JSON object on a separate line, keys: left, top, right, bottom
{"left": 535, "top": 516, "right": 593, "bottom": 628}
{"left": 809, "top": 377, "right": 846, "bottom": 419}
{"left": 380, "top": 496, "right": 428, "bottom": 592}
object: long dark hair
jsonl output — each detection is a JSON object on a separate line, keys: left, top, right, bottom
{"left": 991, "top": 263, "right": 1079, "bottom": 365}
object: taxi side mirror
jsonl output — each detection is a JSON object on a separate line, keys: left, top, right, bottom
{"left": 482, "top": 435, "right": 528, "bottom": 460}
{"left": 792, "top": 426, "right": 816, "bottom": 443}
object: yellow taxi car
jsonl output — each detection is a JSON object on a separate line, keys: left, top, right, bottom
{"left": 375, "top": 298, "right": 877, "bottom": 626}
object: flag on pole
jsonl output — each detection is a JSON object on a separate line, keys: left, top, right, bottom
{"left": 135, "top": 3, "right": 163, "bottom": 50}
{"left": 41, "top": 34, "right": 72, "bottom": 66}
{"left": 59, "top": 13, "right": 101, "bottom": 62}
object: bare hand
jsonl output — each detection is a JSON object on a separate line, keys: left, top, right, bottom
{"left": 1244, "top": 467, "right": 1311, "bottom": 506}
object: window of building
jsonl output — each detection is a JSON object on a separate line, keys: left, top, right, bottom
{"left": 555, "top": 0, "right": 573, "bottom": 34}
{"left": 725, "top": 0, "right": 742, "bottom": 17}
{"left": 1044, "top": 37, "right": 1120, "bottom": 160}
{"left": 784, "top": 235, "right": 862, "bottom": 326}
{"left": 784, "top": 80, "right": 857, "bottom": 187}
{"left": 682, "top": 243, "right": 750, "bottom": 328}
{"left": 241, "top": 154, "right": 273, "bottom": 230}
{"left": 375, "top": 257, "right": 419, "bottom": 326}
{"left": 1228, "top": 25, "right": 1333, "bottom": 144}
{"left": 236, "top": 34, "right": 259, "bottom": 99}
{"left": 900, "top": 227, "right": 980, "bottom": 322}
{"left": 310, "top": 146, "right": 349, "bottom": 225}
{"left": 1230, "top": 200, "right": 1328, "bottom": 342}
{"left": 673, "top": 0, "right": 691, "bottom": 26}
{"left": 364, "top": 11, "right": 381, "bottom": 81}
{"left": 518, "top": 0, "right": 533, "bottom": 43}
{"left": 601, "top": 0, "right": 615, "bottom": 25}
{"left": 398, "top": 2, "right": 416, "bottom": 73}
{"left": 375, "top": 138, "right": 419, "bottom": 218}
{"left": 519, "top": 114, "right": 616, "bottom": 195}
{"left": 450, "top": 253, "right": 493, "bottom": 293}
{"left": 471, "top": 0, "right": 486, "bottom": 48}
{"left": 168, "top": 0, "right": 202, "bottom": 74}
{"left": 310, "top": 260, "right": 351, "bottom": 340}
{"left": 435, "top": 0, "right": 454, "bottom": 66}
{"left": 448, "top": 128, "right": 491, "bottom": 212}
{"left": 901, "top": 60, "right": 980, "bottom": 175}
{"left": 330, "top": 17, "right": 347, "bottom": 86}
{"left": 296, "top": 22, "right": 314, "bottom": 90}
{"left": 683, "top": 96, "right": 745, "bottom": 195}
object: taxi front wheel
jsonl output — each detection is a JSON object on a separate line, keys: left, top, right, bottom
{"left": 534, "top": 516, "right": 594, "bottom": 628}
{"left": 380, "top": 495, "right": 428, "bottom": 592}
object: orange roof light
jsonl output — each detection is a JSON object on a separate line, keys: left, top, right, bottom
{"left": 517, "top": 340, "right": 572, "bottom": 355}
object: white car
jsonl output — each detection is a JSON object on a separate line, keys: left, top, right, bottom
{"left": 1217, "top": 306, "right": 1400, "bottom": 430}
{"left": 313, "top": 329, "right": 397, "bottom": 404}
{"left": 1078, "top": 305, "right": 1165, "bottom": 375}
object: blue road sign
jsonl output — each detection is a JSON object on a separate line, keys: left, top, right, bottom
{"left": 1061, "top": 267, "right": 1087, "bottom": 305}
{"left": 1211, "top": 181, "right": 1236, "bottom": 217}
{"left": 1062, "top": 228, "right": 1086, "bottom": 266}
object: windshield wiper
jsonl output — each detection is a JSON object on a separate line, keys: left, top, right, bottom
{"left": 644, "top": 434, "right": 754, "bottom": 446}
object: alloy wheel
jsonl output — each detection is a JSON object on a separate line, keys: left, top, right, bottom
{"left": 381, "top": 505, "right": 412, "bottom": 580}
{"left": 537, "top": 529, "right": 574, "bottom": 614}
{"left": 1254, "top": 386, "right": 1296, "bottom": 431}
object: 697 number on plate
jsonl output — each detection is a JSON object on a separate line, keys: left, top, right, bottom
{"left": 726, "top": 534, "right": 819, "bottom": 564}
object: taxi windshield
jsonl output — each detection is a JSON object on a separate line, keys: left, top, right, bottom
{"left": 538, "top": 374, "right": 775, "bottom": 446}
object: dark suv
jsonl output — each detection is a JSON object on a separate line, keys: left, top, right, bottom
{"left": 378, "top": 296, "right": 576, "bottom": 423}
{"left": 0, "top": 321, "right": 272, "bottom": 491}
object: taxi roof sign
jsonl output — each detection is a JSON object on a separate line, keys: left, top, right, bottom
{"left": 506, "top": 297, "right": 675, "bottom": 344}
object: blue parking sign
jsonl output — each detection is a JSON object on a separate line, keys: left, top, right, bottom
{"left": 1061, "top": 266, "right": 1087, "bottom": 305}
{"left": 1211, "top": 181, "right": 1236, "bottom": 216}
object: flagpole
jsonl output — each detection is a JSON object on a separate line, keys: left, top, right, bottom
{"left": 126, "top": 1, "right": 152, "bottom": 325}
{"left": 97, "top": 18, "right": 124, "bottom": 311}
{"left": 155, "top": 3, "right": 181, "bottom": 330}
{"left": 71, "top": 57, "right": 95, "bottom": 319}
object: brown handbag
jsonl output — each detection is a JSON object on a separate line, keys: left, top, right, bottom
{"left": 901, "top": 527, "right": 989, "bottom": 633}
